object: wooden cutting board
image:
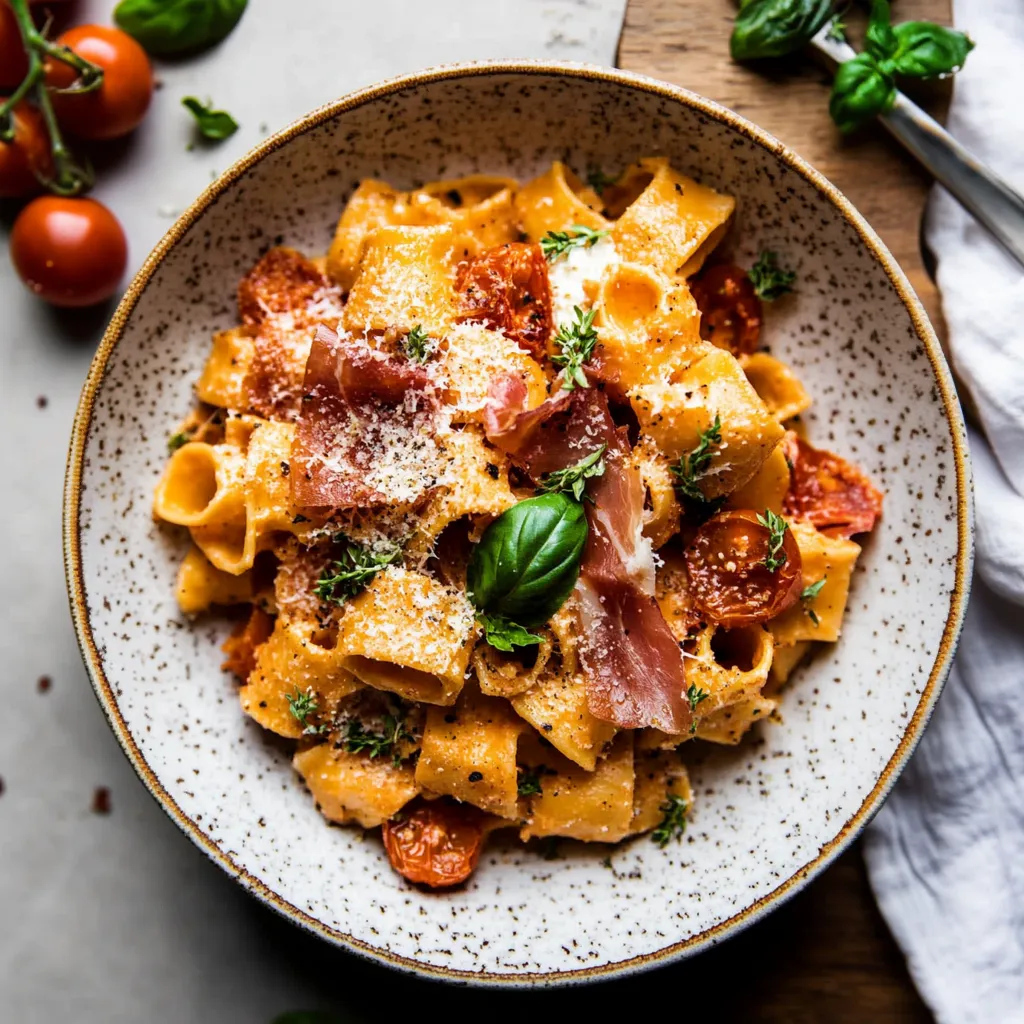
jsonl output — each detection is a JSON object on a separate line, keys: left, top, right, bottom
{"left": 613, "top": 2, "right": 951, "bottom": 1019}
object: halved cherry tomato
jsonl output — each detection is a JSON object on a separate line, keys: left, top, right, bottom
{"left": 46, "top": 25, "right": 153, "bottom": 140}
{"left": 684, "top": 509, "right": 802, "bottom": 627}
{"left": 11, "top": 195, "right": 128, "bottom": 307}
{"left": 0, "top": 100, "right": 52, "bottom": 197}
{"left": 0, "top": 2, "right": 29, "bottom": 91}
{"left": 782, "top": 433, "right": 883, "bottom": 539}
{"left": 456, "top": 242, "right": 553, "bottom": 359}
{"left": 690, "top": 263, "right": 763, "bottom": 356}
{"left": 382, "top": 799, "right": 485, "bottom": 888}
{"left": 221, "top": 606, "right": 274, "bottom": 681}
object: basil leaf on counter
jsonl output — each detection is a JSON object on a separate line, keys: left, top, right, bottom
{"left": 730, "top": 0, "right": 833, "bottom": 61}
{"left": 467, "top": 493, "right": 587, "bottom": 627}
{"left": 890, "top": 21, "right": 974, "bottom": 78}
{"left": 828, "top": 53, "right": 896, "bottom": 134}
{"left": 114, "top": 0, "right": 248, "bottom": 55}
{"left": 182, "top": 97, "right": 239, "bottom": 140}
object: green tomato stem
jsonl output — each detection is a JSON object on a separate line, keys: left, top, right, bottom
{"left": 1, "top": 0, "right": 98, "bottom": 195}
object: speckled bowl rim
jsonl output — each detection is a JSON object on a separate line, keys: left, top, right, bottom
{"left": 63, "top": 60, "right": 974, "bottom": 987}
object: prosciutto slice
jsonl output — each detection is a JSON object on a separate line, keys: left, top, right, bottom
{"left": 524, "top": 389, "right": 693, "bottom": 734}
{"left": 481, "top": 373, "right": 571, "bottom": 457}
{"left": 291, "top": 325, "right": 438, "bottom": 509}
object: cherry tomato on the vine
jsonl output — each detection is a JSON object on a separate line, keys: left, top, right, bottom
{"left": 0, "top": 2, "right": 29, "bottom": 91}
{"left": 690, "top": 263, "right": 763, "bottom": 356}
{"left": 0, "top": 100, "right": 52, "bottom": 197}
{"left": 11, "top": 196, "right": 128, "bottom": 307}
{"left": 382, "top": 799, "right": 485, "bottom": 888}
{"left": 46, "top": 25, "right": 153, "bottom": 141}
{"left": 684, "top": 509, "right": 802, "bottom": 628}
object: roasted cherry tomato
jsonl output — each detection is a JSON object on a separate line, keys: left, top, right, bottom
{"left": 11, "top": 195, "right": 128, "bottom": 307}
{"left": 0, "top": 2, "right": 29, "bottom": 91}
{"left": 46, "top": 25, "right": 153, "bottom": 140}
{"left": 684, "top": 509, "right": 802, "bottom": 627}
{"left": 0, "top": 100, "right": 52, "bottom": 197}
{"left": 690, "top": 263, "right": 763, "bottom": 356}
{"left": 382, "top": 799, "right": 485, "bottom": 888}
{"left": 782, "top": 433, "right": 883, "bottom": 539}
{"left": 456, "top": 241, "right": 552, "bottom": 359}
{"left": 220, "top": 606, "right": 274, "bottom": 681}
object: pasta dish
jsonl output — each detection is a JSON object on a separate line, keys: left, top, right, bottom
{"left": 153, "top": 158, "right": 882, "bottom": 887}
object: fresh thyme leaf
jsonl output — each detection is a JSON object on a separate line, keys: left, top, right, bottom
{"left": 517, "top": 765, "right": 546, "bottom": 797}
{"left": 651, "top": 793, "right": 687, "bottom": 848}
{"left": 585, "top": 166, "right": 618, "bottom": 196}
{"left": 801, "top": 576, "right": 826, "bottom": 626}
{"left": 342, "top": 713, "right": 411, "bottom": 765}
{"left": 285, "top": 687, "right": 328, "bottom": 736}
{"left": 748, "top": 250, "right": 796, "bottom": 301}
{"left": 182, "top": 96, "right": 239, "bottom": 141}
{"left": 540, "top": 224, "right": 609, "bottom": 263}
{"left": 167, "top": 431, "right": 190, "bottom": 452}
{"left": 551, "top": 306, "right": 600, "bottom": 391}
{"left": 670, "top": 414, "right": 722, "bottom": 503}
{"left": 757, "top": 509, "right": 789, "bottom": 572}
{"left": 477, "top": 612, "right": 544, "bottom": 653}
{"left": 404, "top": 324, "right": 435, "bottom": 363}
{"left": 536, "top": 444, "right": 607, "bottom": 502}
{"left": 314, "top": 537, "right": 402, "bottom": 605}
{"left": 687, "top": 683, "right": 710, "bottom": 713}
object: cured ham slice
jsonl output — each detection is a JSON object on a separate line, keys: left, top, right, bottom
{"left": 481, "top": 373, "right": 571, "bottom": 457}
{"left": 782, "top": 432, "right": 883, "bottom": 539}
{"left": 239, "top": 247, "right": 344, "bottom": 420}
{"left": 521, "top": 388, "right": 693, "bottom": 734}
{"left": 291, "top": 325, "right": 439, "bottom": 509}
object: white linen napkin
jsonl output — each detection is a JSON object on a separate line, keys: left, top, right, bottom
{"left": 862, "top": 2, "right": 1024, "bottom": 1021}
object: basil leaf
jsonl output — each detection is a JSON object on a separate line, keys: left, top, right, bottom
{"left": 864, "top": 0, "right": 898, "bottom": 63}
{"left": 730, "top": 0, "right": 833, "bottom": 61}
{"left": 467, "top": 493, "right": 587, "bottom": 627}
{"left": 477, "top": 613, "right": 544, "bottom": 653}
{"left": 829, "top": 54, "right": 896, "bottom": 134}
{"left": 182, "top": 97, "right": 239, "bottom": 141}
{"left": 890, "top": 21, "right": 974, "bottom": 78}
{"left": 114, "top": 0, "right": 248, "bottom": 56}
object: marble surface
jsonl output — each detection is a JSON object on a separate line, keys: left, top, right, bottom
{"left": 0, "top": 1, "right": 625, "bottom": 1019}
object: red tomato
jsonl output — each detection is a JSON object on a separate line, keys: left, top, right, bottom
{"left": 782, "top": 433, "right": 883, "bottom": 539}
{"left": 10, "top": 195, "right": 128, "bottom": 307}
{"left": 220, "top": 606, "right": 274, "bottom": 681}
{"left": 46, "top": 25, "right": 152, "bottom": 140}
{"left": 684, "top": 509, "right": 802, "bottom": 627}
{"left": 0, "top": 100, "right": 52, "bottom": 197}
{"left": 382, "top": 799, "right": 485, "bottom": 888}
{"left": 456, "top": 242, "right": 553, "bottom": 359}
{"left": 0, "top": 3, "right": 28, "bottom": 91}
{"left": 690, "top": 264, "right": 763, "bottom": 356}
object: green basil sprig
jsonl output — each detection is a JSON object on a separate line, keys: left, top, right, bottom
{"left": 114, "top": 0, "right": 248, "bottom": 56}
{"left": 829, "top": 53, "right": 896, "bottom": 135}
{"left": 467, "top": 493, "right": 587, "bottom": 634}
{"left": 830, "top": 1, "right": 974, "bottom": 133}
{"left": 730, "top": 0, "right": 833, "bottom": 61}
{"left": 182, "top": 97, "right": 239, "bottom": 141}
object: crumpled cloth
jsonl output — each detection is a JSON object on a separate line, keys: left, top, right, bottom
{"left": 863, "top": 1, "right": 1024, "bottom": 1021}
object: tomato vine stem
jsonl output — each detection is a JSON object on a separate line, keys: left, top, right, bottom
{"left": 0, "top": 0, "right": 100, "bottom": 195}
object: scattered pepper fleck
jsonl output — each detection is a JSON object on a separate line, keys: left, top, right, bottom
{"left": 36, "top": 395, "right": 48, "bottom": 409}
{"left": 91, "top": 787, "right": 111, "bottom": 815}
{"left": 468, "top": 771, "right": 483, "bottom": 783}
{"left": 37, "top": 675, "right": 51, "bottom": 693}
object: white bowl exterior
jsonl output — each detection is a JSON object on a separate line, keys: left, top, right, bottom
{"left": 69, "top": 67, "right": 969, "bottom": 980}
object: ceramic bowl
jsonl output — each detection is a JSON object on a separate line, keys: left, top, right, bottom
{"left": 64, "top": 62, "right": 972, "bottom": 985}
